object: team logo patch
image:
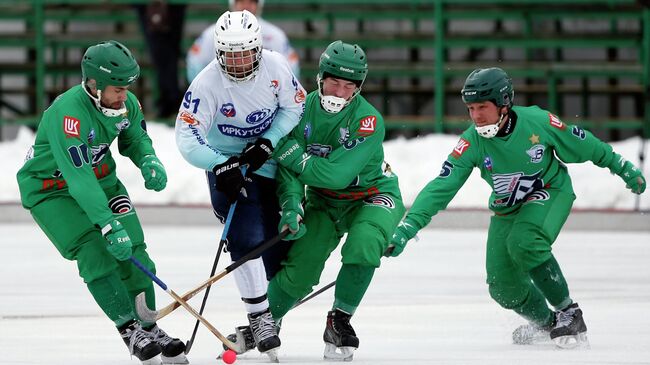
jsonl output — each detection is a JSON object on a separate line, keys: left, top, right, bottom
{"left": 63, "top": 116, "right": 80, "bottom": 137}
{"left": 220, "top": 103, "right": 236, "bottom": 118}
{"left": 491, "top": 170, "right": 544, "bottom": 207}
{"left": 452, "top": 138, "right": 470, "bottom": 158}
{"left": 87, "top": 128, "right": 96, "bottom": 143}
{"left": 294, "top": 89, "right": 306, "bottom": 103}
{"left": 246, "top": 109, "right": 272, "bottom": 125}
{"left": 571, "top": 125, "right": 586, "bottom": 140}
{"left": 109, "top": 195, "right": 133, "bottom": 214}
{"left": 364, "top": 193, "right": 395, "bottom": 209}
{"left": 526, "top": 144, "right": 546, "bottom": 163}
{"left": 483, "top": 156, "right": 493, "bottom": 171}
{"left": 115, "top": 118, "right": 130, "bottom": 132}
{"left": 307, "top": 143, "right": 332, "bottom": 157}
{"left": 549, "top": 113, "right": 565, "bottom": 130}
{"left": 179, "top": 111, "right": 199, "bottom": 125}
{"left": 358, "top": 116, "right": 377, "bottom": 136}
{"left": 525, "top": 189, "right": 550, "bottom": 203}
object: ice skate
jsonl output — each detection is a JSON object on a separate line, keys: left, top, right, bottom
{"left": 249, "top": 309, "right": 281, "bottom": 362}
{"left": 323, "top": 309, "right": 358, "bottom": 361}
{"left": 550, "top": 302, "right": 590, "bottom": 349}
{"left": 119, "top": 320, "right": 163, "bottom": 365}
{"left": 144, "top": 324, "right": 188, "bottom": 364}
{"left": 219, "top": 325, "right": 256, "bottom": 357}
{"left": 512, "top": 321, "right": 553, "bottom": 345}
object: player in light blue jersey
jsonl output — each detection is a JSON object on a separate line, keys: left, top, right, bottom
{"left": 174, "top": 10, "right": 305, "bottom": 360}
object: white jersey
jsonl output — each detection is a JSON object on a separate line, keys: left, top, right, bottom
{"left": 175, "top": 49, "right": 306, "bottom": 179}
{"left": 186, "top": 18, "right": 300, "bottom": 82}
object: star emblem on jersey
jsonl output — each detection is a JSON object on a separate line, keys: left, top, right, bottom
{"left": 529, "top": 134, "right": 539, "bottom": 144}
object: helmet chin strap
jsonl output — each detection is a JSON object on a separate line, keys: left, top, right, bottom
{"left": 82, "top": 81, "right": 127, "bottom": 117}
{"left": 475, "top": 111, "right": 507, "bottom": 139}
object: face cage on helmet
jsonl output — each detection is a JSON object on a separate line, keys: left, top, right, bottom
{"left": 316, "top": 74, "right": 362, "bottom": 114}
{"left": 474, "top": 110, "right": 507, "bottom": 139}
{"left": 217, "top": 47, "right": 262, "bottom": 82}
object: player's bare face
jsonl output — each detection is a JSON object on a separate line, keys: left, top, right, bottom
{"left": 224, "top": 50, "right": 257, "bottom": 78}
{"left": 233, "top": 0, "right": 259, "bottom": 14}
{"left": 322, "top": 77, "right": 357, "bottom": 101}
{"left": 100, "top": 85, "right": 129, "bottom": 110}
{"left": 466, "top": 101, "right": 501, "bottom": 127}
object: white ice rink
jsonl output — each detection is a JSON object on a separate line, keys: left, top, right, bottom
{"left": 1, "top": 223, "right": 649, "bottom": 365}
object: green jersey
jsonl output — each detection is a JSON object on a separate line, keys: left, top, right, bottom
{"left": 274, "top": 91, "right": 401, "bottom": 203}
{"left": 16, "top": 85, "right": 155, "bottom": 228}
{"left": 406, "top": 105, "right": 620, "bottom": 230}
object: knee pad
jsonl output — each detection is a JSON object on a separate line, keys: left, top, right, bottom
{"left": 506, "top": 223, "right": 551, "bottom": 271}
{"left": 75, "top": 230, "right": 118, "bottom": 284}
{"left": 342, "top": 222, "right": 385, "bottom": 267}
{"left": 488, "top": 280, "right": 529, "bottom": 310}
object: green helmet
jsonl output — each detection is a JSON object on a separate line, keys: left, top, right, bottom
{"left": 318, "top": 40, "right": 368, "bottom": 86}
{"left": 461, "top": 67, "right": 514, "bottom": 107}
{"left": 81, "top": 40, "right": 140, "bottom": 91}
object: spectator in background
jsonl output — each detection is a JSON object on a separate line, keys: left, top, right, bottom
{"left": 186, "top": 0, "right": 300, "bottom": 82}
{"left": 134, "top": 0, "right": 186, "bottom": 118}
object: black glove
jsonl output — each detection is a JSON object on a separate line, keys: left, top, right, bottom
{"left": 240, "top": 138, "right": 274, "bottom": 172}
{"left": 213, "top": 156, "right": 245, "bottom": 203}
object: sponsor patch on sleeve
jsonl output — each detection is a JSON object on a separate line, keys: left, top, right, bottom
{"left": 357, "top": 115, "right": 377, "bottom": 136}
{"left": 63, "top": 116, "right": 80, "bottom": 137}
{"left": 179, "top": 111, "right": 199, "bottom": 126}
{"left": 294, "top": 88, "right": 305, "bottom": 103}
{"left": 451, "top": 138, "right": 470, "bottom": 158}
{"left": 549, "top": 113, "right": 566, "bottom": 130}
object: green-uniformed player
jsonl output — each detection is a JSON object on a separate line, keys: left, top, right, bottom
{"left": 266, "top": 40, "right": 405, "bottom": 360}
{"left": 391, "top": 67, "right": 646, "bottom": 349}
{"left": 16, "top": 41, "right": 187, "bottom": 365}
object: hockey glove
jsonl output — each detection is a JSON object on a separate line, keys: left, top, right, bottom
{"left": 273, "top": 138, "right": 310, "bottom": 175}
{"left": 213, "top": 156, "right": 246, "bottom": 203}
{"left": 608, "top": 153, "right": 646, "bottom": 195}
{"left": 278, "top": 198, "right": 306, "bottom": 240}
{"left": 240, "top": 138, "right": 274, "bottom": 172}
{"left": 386, "top": 219, "right": 419, "bottom": 257}
{"left": 102, "top": 220, "right": 133, "bottom": 261}
{"left": 140, "top": 155, "right": 167, "bottom": 192}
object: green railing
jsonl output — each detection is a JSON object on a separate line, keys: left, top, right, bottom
{"left": 0, "top": 0, "right": 648, "bottom": 138}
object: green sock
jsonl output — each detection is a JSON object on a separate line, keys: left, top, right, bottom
{"left": 333, "top": 264, "right": 375, "bottom": 316}
{"left": 129, "top": 284, "right": 156, "bottom": 327}
{"left": 529, "top": 255, "right": 571, "bottom": 310}
{"left": 87, "top": 272, "right": 136, "bottom": 327}
{"left": 267, "top": 278, "right": 299, "bottom": 321}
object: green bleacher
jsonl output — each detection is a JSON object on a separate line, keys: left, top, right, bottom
{"left": 0, "top": 0, "right": 648, "bottom": 140}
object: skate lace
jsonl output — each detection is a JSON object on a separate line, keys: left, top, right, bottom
{"left": 125, "top": 327, "right": 154, "bottom": 355}
{"left": 148, "top": 325, "right": 174, "bottom": 347}
{"left": 332, "top": 314, "right": 355, "bottom": 336}
{"left": 555, "top": 307, "right": 576, "bottom": 328}
{"left": 252, "top": 311, "right": 277, "bottom": 342}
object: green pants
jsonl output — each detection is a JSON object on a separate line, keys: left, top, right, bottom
{"left": 272, "top": 191, "right": 405, "bottom": 301}
{"left": 486, "top": 188, "right": 574, "bottom": 325}
{"left": 29, "top": 181, "right": 156, "bottom": 325}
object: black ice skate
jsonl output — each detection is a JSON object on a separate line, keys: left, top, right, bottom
{"left": 219, "top": 325, "right": 256, "bottom": 356}
{"left": 144, "top": 324, "right": 188, "bottom": 364}
{"left": 249, "top": 309, "right": 281, "bottom": 362}
{"left": 119, "top": 320, "right": 163, "bottom": 365}
{"left": 323, "top": 309, "right": 359, "bottom": 361}
{"left": 550, "top": 302, "right": 589, "bottom": 349}
{"left": 512, "top": 321, "right": 553, "bottom": 345}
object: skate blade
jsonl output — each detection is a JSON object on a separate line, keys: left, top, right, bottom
{"left": 263, "top": 348, "right": 280, "bottom": 363}
{"left": 324, "top": 343, "right": 355, "bottom": 362}
{"left": 140, "top": 355, "right": 163, "bottom": 365}
{"left": 161, "top": 353, "right": 189, "bottom": 364}
{"left": 553, "top": 332, "right": 590, "bottom": 349}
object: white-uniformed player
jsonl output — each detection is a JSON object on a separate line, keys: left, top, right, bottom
{"left": 186, "top": 0, "right": 300, "bottom": 82}
{"left": 175, "top": 10, "right": 305, "bottom": 360}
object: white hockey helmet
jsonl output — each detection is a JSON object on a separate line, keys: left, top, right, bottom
{"left": 214, "top": 10, "right": 263, "bottom": 82}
